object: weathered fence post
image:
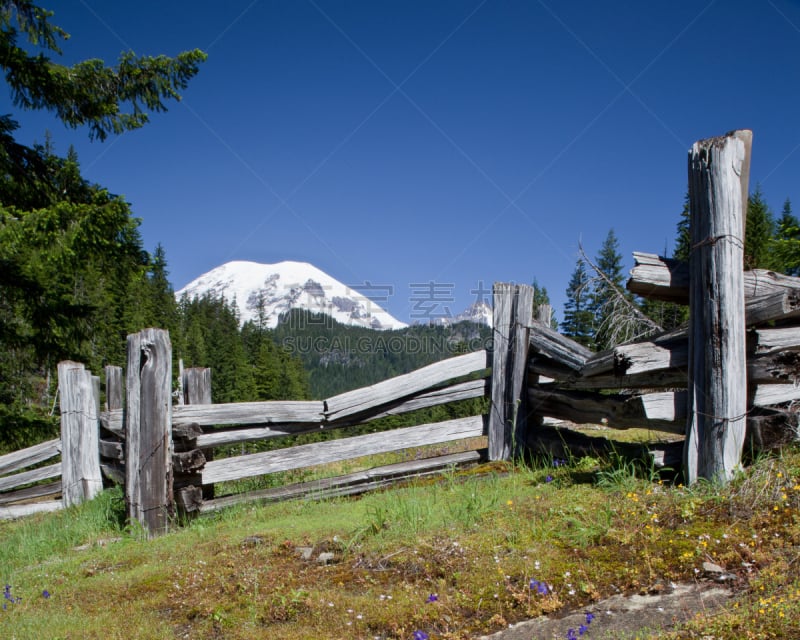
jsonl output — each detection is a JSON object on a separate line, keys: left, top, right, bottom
{"left": 105, "top": 365, "right": 123, "bottom": 411}
{"left": 175, "top": 366, "right": 212, "bottom": 510}
{"left": 684, "top": 130, "right": 752, "bottom": 484}
{"left": 125, "top": 329, "right": 173, "bottom": 537}
{"left": 57, "top": 361, "right": 102, "bottom": 507}
{"left": 489, "top": 283, "right": 534, "bottom": 460}
{"left": 183, "top": 367, "right": 212, "bottom": 405}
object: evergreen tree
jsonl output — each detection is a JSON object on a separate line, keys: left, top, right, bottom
{"left": 768, "top": 198, "right": 800, "bottom": 275}
{"left": 0, "top": 2, "right": 205, "bottom": 143}
{"left": 561, "top": 259, "right": 594, "bottom": 347}
{"left": 744, "top": 186, "right": 775, "bottom": 269}
{"left": 590, "top": 229, "right": 629, "bottom": 349}
{"left": 674, "top": 191, "right": 691, "bottom": 262}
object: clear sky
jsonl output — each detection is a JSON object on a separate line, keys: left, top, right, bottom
{"left": 10, "top": 1, "right": 800, "bottom": 324}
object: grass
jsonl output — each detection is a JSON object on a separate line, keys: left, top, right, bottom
{"left": 1, "top": 446, "right": 800, "bottom": 639}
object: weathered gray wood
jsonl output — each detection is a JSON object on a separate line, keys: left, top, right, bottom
{"left": 685, "top": 130, "right": 751, "bottom": 484}
{"left": 365, "top": 378, "right": 489, "bottom": 422}
{"left": 99, "top": 409, "right": 124, "bottom": 438}
{"left": 0, "top": 438, "right": 60, "bottom": 476}
{"left": 173, "top": 400, "right": 325, "bottom": 428}
{"left": 529, "top": 320, "right": 593, "bottom": 372}
{"left": 528, "top": 387, "right": 685, "bottom": 433}
{"left": 752, "top": 384, "right": 800, "bottom": 407}
{"left": 0, "top": 480, "right": 61, "bottom": 505}
{"left": 202, "top": 415, "right": 486, "bottom": 485}
{"left": 751, "top": 326, "right": 800, "bottom": 355}
{"left": 0, "top": 501, "right": 63, "bottom": 520}
{"left": 105, "top": 365, "right": 123, "bottom": 411}
{"left": 557, "top": 368, "right": 688, "bottom": 390}
{"left": 325, "top": 350, "right": 488, "bottom": 422}
{"left": 196, "top": 426, "right": 300, "bottom": 449}
{"left": 581, "top": 328, "right": 687, "bottom": 378}
{"left": 182, "top": 367, "right": 212, "bottom": 405}
{"left": 177, "top": 359, "right": 185, "bottom": 406}
{"left": 98, "top": 439, "right": 123, "bottom": 461}
{"left": 173, "top": 449, "right": 206, "bottom": 474}
{"left": 100, "top": 463, "right": 125, "bottom": 485}
{"left": 626, "top": 252, "right": 690, "bottom": 303}
{"left": 173, "top": 423, "right": 203, "bottom": 449}
{"left": 0, "top": 463, "right": 60, "bottom": 492}
{"left": 535, "top": 303, "right": 553, "bottom": 326}
{"left": 748, "top": 351, "right": 800, "bottom": 384}
{"left": 628, "top": 252, "right": 800, "bottom": 305}
{"left": 58, "top": 361, "right": 102, "bottom": 507}
{"left": 489, "top": 283, "right": 534, "bottom": 461}
{"left": 745, "top": 408, "right": 799, "bottom": 451}
{"left": 200, "top": 450, "right": 484, "bottom": 512}
{"left": 125, "top": 329, "right": 173, "bottom": 537}
{"left": 175, "top": 485, "right": 203, "bottom": 513}
{"left": 745, "top": 290, "right": 800, "bottom": 326}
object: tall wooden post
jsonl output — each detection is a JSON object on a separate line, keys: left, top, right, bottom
{"left": 125, "top": 329, "right": 173, "bottom": 537}
{"left": 181, "top": 366, "right": 212, "bottom": 503}
{"left": 182, "top": 368, "right": 212, "bottom": 405}
{"left": 489, "top": 283, "right": 534, "bottom": 460}
{"left": 57, "top": 361, "right": 102, "bottom": 507}
{"left": 684, "top": 130, "right": 752, "bottom": 484}
{"left": 105, "top": 365, "right": 123, "bottom": 411}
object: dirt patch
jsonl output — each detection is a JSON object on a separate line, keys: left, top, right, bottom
{"left": 477, "top": 583, "right": 733, "bottom": 640}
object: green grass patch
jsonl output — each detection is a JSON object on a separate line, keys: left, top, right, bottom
{"left": 2, "top": 449, "right": 800, "bottom": 638}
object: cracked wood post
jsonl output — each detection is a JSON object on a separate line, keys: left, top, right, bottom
{"left": 57, "top": 361, "right": 102, "bottom": 507}
{"left": 181, "top": 366, "right": 213, "bottom": 502}
{"left": 489, "top": 283, "right": 534, "bottom": 460}
{"left": 684, "top": 130, "right": 752, "bottom": 484}
{"left": 125, "top": 329, "right": 173, "bottom": 537}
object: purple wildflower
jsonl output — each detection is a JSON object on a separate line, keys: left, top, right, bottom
{"left": 566, "top": 628, "right": 578, "bottom": 640}
{"left": 413, "top": 631, "right": 430, "bottom": 640}
{"left": 426, "top": 593, "right": 438, "bottom": 603}
{"left": 579, "top": 623, "right": 589, "bottom": 635}
{"left": 585, "top": 612, "right": 595, "bottom": 624}
{"left": 545, "top": 475, "right": 553, "bottom": 483}
{"left": 42, "top": 590, "right": 51, "bottom": 599}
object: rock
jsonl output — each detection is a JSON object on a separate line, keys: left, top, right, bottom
{"left": 296, "top": 546, "right": 314, "bottom": 561}
{"left": 241, "top": 535, "right": 265, "bottom": 548}
{"left": 317, "top": 552, "right": 335, "bottom": 565}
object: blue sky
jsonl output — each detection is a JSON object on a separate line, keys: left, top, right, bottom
{"left": 10, "top": 1, "right": 800, "bottom": 324}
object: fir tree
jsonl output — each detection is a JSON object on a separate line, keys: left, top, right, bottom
{"left": 769, "top": 198, "right": 800, "bottom": 275}
{"left": 744, "top": 186, "right": 775, "bottom": 269}
{"left": 561, "top": 259, "right": 594, "bottom": 347}
{"left": 590, "top": 229, "right": 628, "bottom": 350}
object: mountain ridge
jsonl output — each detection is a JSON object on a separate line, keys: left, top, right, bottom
{"left": 176, "top": 260, "right": 494, "bottom": 330}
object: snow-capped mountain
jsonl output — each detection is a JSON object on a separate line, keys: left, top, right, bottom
{"left": 429, "top": 301, "right": 493, "bottom": 328}
{"left": 176, "top": 261, "right": 408, "bottom": 330}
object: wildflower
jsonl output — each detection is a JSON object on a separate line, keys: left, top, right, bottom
{"left": 566, "top": 628, "right": 578, "bottom": 640}
{"left": 578, "top": 623, "right": 589, "bottom": 634}
{"left": 585, "top": 612, "right": 595, "bottom": 624}
{"left": 545, "top": 475, "right": 553, "bottom": 483}
{"left": 413, "top": 631, "right": 429, "bottom": 640}
{"left": 42, "top": 590, "right": 50, "bottom": 599}
{"left": 530, "top": 579, "right": 549, "bottom": 594}
{"left": 427, "top": 593, "right": 438, "bottom": 603}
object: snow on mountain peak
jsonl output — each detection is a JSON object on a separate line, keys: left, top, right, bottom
{"left": 175, "top": 260, "right": 408, "bottom": 330}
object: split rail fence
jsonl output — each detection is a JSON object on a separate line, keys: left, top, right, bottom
{"left": 2, "top": 129, "right": 799, "bottom": 535}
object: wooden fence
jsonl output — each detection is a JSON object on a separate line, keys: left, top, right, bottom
{"left": 2, "top": 129, "right": 799, "bottom": 534}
